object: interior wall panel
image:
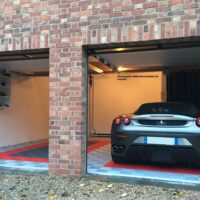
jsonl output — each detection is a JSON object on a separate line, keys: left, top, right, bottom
{"left": 0, "top": 75, "right": 49, "bottom": 147}
{"left": 90, "top": 72, "right": 164, "bottom": 134}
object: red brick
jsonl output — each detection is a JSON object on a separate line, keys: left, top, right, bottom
{"left": 143, "top": 2, "right": 158, "bottom": 9}
{"left": 169, "top": 0, "right": 184, "bottom": 5}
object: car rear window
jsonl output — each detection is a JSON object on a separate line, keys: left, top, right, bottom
{"left": 134, "top": 102, "right": 199, "bottom": 117}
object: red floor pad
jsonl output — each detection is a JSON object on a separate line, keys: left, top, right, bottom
{"left": 0, "top": 142, "right": 48, "bottom": 162}
{"left": 104, "top": 161, "right": 200, "bottom": 175}
{"left": 1, "top": 142, "right": 48, "bottom": 155}
{"left": 0, "top": 155, "right": 48, "bottom": 162}
{"left": 87, "top": 141, "right": 110, "bottom": 152}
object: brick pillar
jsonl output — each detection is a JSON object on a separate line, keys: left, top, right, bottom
{"left": 49, "top": 46, "right": 87, "bottom": 177}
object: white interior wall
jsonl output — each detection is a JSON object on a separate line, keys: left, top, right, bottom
{"left": 0, "top": 75, "right": 49, "bottom": 147}
{"left": 89, "top": 72, "right": 165, "bottom": 134}
{"left": 88, "top": 78, "right": 94, "bottom": 135}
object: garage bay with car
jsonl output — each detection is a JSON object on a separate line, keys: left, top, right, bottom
{"left": 111, "top": 102, "right": 200, "bottom": 166}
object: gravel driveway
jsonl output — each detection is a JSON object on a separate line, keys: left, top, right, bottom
{"left": 0, "top": 173, "right": 199, "bottom": 200}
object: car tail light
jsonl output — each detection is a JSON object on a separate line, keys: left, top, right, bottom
{"left": 123, "top": 116, "right": 131, "bottom": 125}
{"left": 114, "top": 115, "right": 131, "bottom": 125}
{"left": 114, "top": 117, "right": 122, "bottom": 125}
{"left": 196, "top": 117, "right": 200, "bottom": 127}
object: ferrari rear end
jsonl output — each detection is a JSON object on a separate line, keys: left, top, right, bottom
{"left": 111, "top": 102, "right": 200, "bottom": 166}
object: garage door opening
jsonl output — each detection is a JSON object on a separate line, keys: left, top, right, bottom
{"left": 85, "top": 38, "right": 200, "bottom": 184}
{"left": 0, "top": 49, "right": 49, "bottom": 172}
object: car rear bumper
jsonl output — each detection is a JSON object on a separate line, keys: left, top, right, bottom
{"left": 126, "top": 145, "right": 200, "bottom": 165}
{"left": 111, "top": 131, "right": 200, "bottom": 165}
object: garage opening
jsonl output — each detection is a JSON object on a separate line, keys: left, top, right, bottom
{"left": 0, "top": 49, "right": 49, "bottom": 172}
{"left": 85, "top": 38, "right": 200, "bottom": 184}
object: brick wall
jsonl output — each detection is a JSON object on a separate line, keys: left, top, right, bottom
{"left": 0, "top": 0, "right": 200, "bottom": 176}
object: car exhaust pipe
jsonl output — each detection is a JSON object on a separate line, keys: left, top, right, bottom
{"left": 118, "top": 146, "right": 124, "bottom": 153}
{"left": 112, "top": 146, "right": 119, "bottom": 153}
{"left": 112, "top": 145, "right": 124, "bottom": 153}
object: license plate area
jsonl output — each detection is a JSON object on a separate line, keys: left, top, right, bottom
{"left": 144, "top": 136, "right": 175, "bottom": 145}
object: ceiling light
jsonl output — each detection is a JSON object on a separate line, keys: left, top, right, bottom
{"left": 117, "top": 66, "right": 132, "bottom": 72}
{"left": 89, "top": 64, "right": 103, "bottom": 73}
{"left": 117, "top": 66, "right": 125, "bottom": 72}
{"left": 115, "top": 48, "right": 126, "bottom": 51}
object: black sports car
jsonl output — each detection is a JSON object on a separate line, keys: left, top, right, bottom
{"left": 111, "top": 102, "right": 200, "bottom": 166}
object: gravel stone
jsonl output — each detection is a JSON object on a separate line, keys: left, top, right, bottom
{"left": 0, "top": 174, "right": 199, "bottom": 200}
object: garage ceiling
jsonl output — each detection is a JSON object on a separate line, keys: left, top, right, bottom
{"left": 90, "top": 46, "right": 200, "bottom": 73}
{"left": 0, "top": 49, "right": 49, "bottom": 75}
{"left": 99, "top": 46, "right": 200, "bottom": 68}
{"left": 0, "top": 59, "right": 49, "bottom": 74}
{"left": 1, "top": 46, "right": 200, "bottom": 74}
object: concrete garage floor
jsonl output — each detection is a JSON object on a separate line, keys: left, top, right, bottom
{"left": 0, "top": 140, "right": 48, "bottom": 172}
{"left": 87, "top": 137, "right": 200, "bottom": 185}
{"left": 1, "top": 137, "right": 200, "bottom": 185}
